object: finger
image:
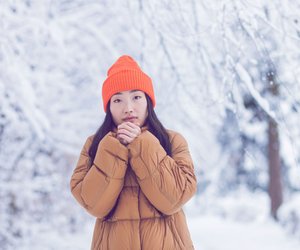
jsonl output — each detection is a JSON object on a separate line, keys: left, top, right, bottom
{"left": 118, "top": 126, "right": 141, "bottom": 137}
{"left": 117, "top": 129, "right": 137, "bottom": 138}
{"left": 125, "top": 122, "right": 140, "bottom": 129}
{"left": 116, "top": 133, "right": 129, "bottom": 144}
{"left": 124, "top": 122, "right": 141, "bottom": 134}
{"left": 117, "top": 133, "right": 132, "bottom": 143}
{"left": 118, "top": 122, "right": 133, "bottom": 131}
{"left": 119, "top": 138, "right": 128, "bottom": 145}
{"left": 118, "top": 124, "right": 140, "bottom": 135}
{"left": 119, "top": 134, "right": 136, "bottom": 144}
{"left": 119, "top": 122, "right": 140, "bottom": 131}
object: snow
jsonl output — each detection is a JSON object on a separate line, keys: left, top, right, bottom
{"left": 17, "top": 213, "right": 300, "bottom": 250}
{"left": 15, "top": 191, "right": 300, "bottom": 249}
{"left": 235, "top": 63, "right": 276, "bottom": 120}
{"left": 188, "top": 215, "right": 300, "bottom": 250}
{"left": 1, "top": 0, "right": 300, "bottom": 249}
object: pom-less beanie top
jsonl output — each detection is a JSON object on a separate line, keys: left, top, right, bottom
{"left": 102, "top": 55, "right": 155, "bottom": 112}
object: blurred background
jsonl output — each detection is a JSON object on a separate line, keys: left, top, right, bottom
{"left": 0, "top": 0, "right": 300, "bottom": 249}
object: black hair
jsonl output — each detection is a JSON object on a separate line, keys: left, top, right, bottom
{"left": 145, "top": 95, "right": 172, "bottom": 156}
{"left": 87, "top": 94, "right": 171, "bottom": 220}
{"left": 88, "top": 94, "right": 172, "bottom": 163}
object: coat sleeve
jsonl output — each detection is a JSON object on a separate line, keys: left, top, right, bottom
{"left": 127, "top": 131, "right": 197, "bottom": 215}
{"left": 70, "top": 132, "right": 128, "bottom": 218}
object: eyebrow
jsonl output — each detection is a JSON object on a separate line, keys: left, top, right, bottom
{"left": 113, "top": 90, "right": 140, "bottom": 95}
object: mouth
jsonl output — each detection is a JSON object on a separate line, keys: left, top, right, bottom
{"left": 123, "top": 116, "right": 138, "bottom": 122}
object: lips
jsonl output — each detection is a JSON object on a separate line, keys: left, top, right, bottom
{"left": 123, "top": 116, "right": 137, "bottom": 122}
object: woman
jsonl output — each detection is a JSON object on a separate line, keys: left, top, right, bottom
{"left": 70, "top": 55, "right": 197, "bottom": 249}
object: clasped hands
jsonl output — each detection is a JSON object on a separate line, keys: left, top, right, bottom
{"left": 116, "top": 122, "right": 141, "bottom": 145}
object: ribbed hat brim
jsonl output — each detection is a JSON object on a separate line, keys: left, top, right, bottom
{"left": 102, "top": 69, "right": 155, "bottom": 111}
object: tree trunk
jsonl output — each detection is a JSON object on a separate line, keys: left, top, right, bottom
{"left": 267, "top": 72, "right": 283, "bottom": 220}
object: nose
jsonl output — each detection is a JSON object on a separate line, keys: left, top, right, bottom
{"left": 124, "top": 100, "right": 133, "bottom": 114}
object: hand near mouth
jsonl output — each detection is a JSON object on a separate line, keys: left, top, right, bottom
{"left": 117, "top": 121, "right": 141, "bottom": 145}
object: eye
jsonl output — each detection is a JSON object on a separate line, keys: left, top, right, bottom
{"left": 112, "top": 98, "right": 121, "bottom": 103}
{"left": 134, "top": 95, "right": 142, "bottom": 100}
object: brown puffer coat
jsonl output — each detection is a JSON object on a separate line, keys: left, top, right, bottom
{"left": 70, "top": 129, "right": 197, "bottom": 250}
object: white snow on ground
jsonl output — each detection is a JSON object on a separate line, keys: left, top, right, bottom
{"left": 19, "top": 222, "right": 93, "bottom": 250}
{"left": 16, "top": 191, "right": 300, "bottom": 249}
{"left": 20, "top": 214, "right": 300, "bottom": 250}
{"left": 188, "top": 215, "right": 300, "bottom": 250}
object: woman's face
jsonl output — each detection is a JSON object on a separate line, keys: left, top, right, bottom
{"left": 109, "top": 90, "right": 148, "bottom": 126}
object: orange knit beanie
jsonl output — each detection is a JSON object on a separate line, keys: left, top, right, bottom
{"left": 102, "top": 55, "right": 156, "bottom": 112}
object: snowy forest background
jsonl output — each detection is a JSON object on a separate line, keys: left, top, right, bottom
{"left": 1, "top": 0, "right": 300, "bottom": 249}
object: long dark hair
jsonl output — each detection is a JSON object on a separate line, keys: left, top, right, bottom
{"left": 88, "top": 94, "right": 171, "bottom": 220}
{"left": 88, "top": 94, "right": 172, "bottom": 164}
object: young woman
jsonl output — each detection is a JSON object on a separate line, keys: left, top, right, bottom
{"left": 70, "top": 55, "right": 197, "bottom": 250}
